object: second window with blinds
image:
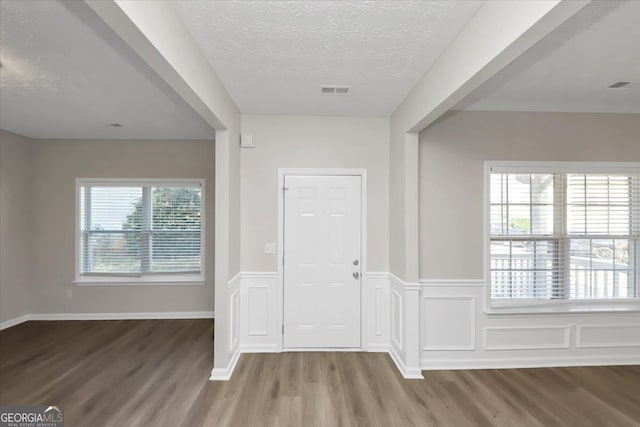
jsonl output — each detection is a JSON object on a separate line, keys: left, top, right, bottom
{"left": 487, "top": 162, "right": 639, "bottom": 306}
{"left": 76, "top": 179, "right": 205, "bottom": 284}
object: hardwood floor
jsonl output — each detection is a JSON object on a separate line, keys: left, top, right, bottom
{"left": 1, "top": 320, "right": 639, "bottom": 427}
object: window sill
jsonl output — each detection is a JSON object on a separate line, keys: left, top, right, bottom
{"left": 485, "top": 299, "right": 640, "bottom": 316}
{"left": 74, "top": 275, "right": 205, "bottom": 286}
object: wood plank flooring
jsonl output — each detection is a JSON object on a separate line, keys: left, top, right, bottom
{"left": 1, "top": 319, "right": 639, "bottom": 426}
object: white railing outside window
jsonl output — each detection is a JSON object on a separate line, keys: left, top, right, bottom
{"left": 487, "top": 162, "right": 639, "bottom": 305}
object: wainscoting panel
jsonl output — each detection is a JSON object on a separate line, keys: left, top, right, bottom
{"left": 577, "top": 324, "right": 640, "bottom": 348}
{"left": 419, "top": 279, "right": 640, "bottom": 370}
{"left": 422, "top": 296, "right": 475, "bottom": 351}
{"left": 388, "top": 274, "right": 423, "bottom": 378}
{"left": 247, "top": 286, "right": 269, "bottom": 336}
{"left": 484, "top": 326, "right": 570, "bottom": 351}
{"left": 232, "top": 273, "right": 640, "bottom": 376}
{"left": 239, "top": 272, "right": 391, "bottom": 352}
{"left": 365, "top": 273, "right": 390, "bottom": 351}
{"left": 240, "top": 272, "right": 279, "bottom": 352}
{"left": 211, "top": 273, "right": 242, "bottom": 381}
{"left": 390, "top": 288, "right": 403, "bottom": 352}
{"left": 229, "top": 280, "right": 240, "bottom": 353}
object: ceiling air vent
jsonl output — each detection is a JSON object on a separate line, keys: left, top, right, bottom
{"left": 321, "top": 85, "right": 351, "bottom": 95}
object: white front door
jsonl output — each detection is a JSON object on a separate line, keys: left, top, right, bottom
{"left": 283, "top": 175, "right": 362, "bottom": 348}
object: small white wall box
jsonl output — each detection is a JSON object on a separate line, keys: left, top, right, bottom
{"left": 241, "top": 133, "right": 255, "bottom": 148}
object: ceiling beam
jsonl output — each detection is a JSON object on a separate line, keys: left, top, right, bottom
{"left": 84, "top": 0, "right": 239, "bottom": 131}
{"left": 394, "top": 0, "right": 590, "bottom": 133}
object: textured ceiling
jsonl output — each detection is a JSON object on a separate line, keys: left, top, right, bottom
{"left": 0, "top": 0, "right": 214, "bottom": 139}
{"left": 454, "top": 0, "right": 640, "bottom": 114}
{"left": 172, "top": 0, "right": 483, "bottom": 116}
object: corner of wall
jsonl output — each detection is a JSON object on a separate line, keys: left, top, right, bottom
{"left": 0, "top": 130, "right": 35, "bottom": 324}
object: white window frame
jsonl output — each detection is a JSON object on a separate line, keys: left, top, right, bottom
{"left": 74, "top": 178, "right": 206, "bottom": 286}
{"left": 484, "top": 161, "right": 640, "bottom": 314}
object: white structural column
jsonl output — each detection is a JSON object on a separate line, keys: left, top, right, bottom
{"left": 388, "top": 0, "right": 590, "bottom": 379}
{"left": 213, "top": 129, "right": 233, "bottom": 379}
{"left": 85, "top": 0, "right": 241, "bottom": 379}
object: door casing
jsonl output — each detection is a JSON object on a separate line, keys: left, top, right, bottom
{"left": 277, "top": 168, "right": 368, "bottom": 351}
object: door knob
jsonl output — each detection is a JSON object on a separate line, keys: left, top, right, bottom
{"left": 353, "top": 272, "right": 360, "bottom": 279}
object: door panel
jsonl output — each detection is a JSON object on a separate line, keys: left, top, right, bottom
{"left": 283, "top": 175, "right": 361, "bottom": 348}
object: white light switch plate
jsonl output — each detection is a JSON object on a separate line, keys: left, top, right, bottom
{"left": 264, "top": 242, "right": 276, "bottom": 254}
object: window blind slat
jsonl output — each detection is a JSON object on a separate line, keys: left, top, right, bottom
{"left": 80, "top": 183, "right": 202, "bottom": 276}
{"left": 490, "top": 171, "right": 638, "bottom": 301}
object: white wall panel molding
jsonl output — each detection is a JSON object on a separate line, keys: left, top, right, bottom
{"left": 241, "top": 272, "right": 279, "bottom": 279}
{"left": 390, "top": 273, "right": 420, "bottom": 291}
{"left": 366, "top": 272, "right": 390, "bottom": 352}
{"left": 247, "top": 285, "right": 269, "bottom": 336}
{"left": 239, "top": 272, "right": 280, "bottom": 351}
{"left": 418, "top": 279, "right": 640, "bottom": 369}
{"left": 238, "top": 272, "right": 391, "bottom": 353}
{"left": 227, "top": 272, "right": 242, "bottom": 288}
{"left": 402, "top": 286, "right": 422, "bottom": 379}
{"left": 390, "top": 288, "right": 403, "bottom": 352}
{"left": 213, "top": 272, "right": 241, "bottom": 381}
{"left": 421, "top": 295, "right": 476, "bottom": 351}
{"left": 577, "top": 324, "right": 640, "bottom": 348}
{"left": 484, "top": 326, "right": 570, "bottom": 351}
{"left": 367, "top": 272, "right": 391, "bottom": 280}
{"left": 229, "top": 289, "right": 240, "bottom": 353}
{"left": 421, "top": 354, "right": 640, "bottom": 371}
{"left": 225, "top": 271, "right": 241, "bottom": 375}
{"left": 419, "top": 279, "right": 485, "bottom": 287}
{"left": 485, "top": 310, "right": 640, "bottom": 319}
{"left": 389, "top": 273, "right": 423, "bottom": 379}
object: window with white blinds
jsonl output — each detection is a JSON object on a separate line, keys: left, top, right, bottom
{"left": 77, "top": 180, "right": 204, "bottom": 280}
{"left": 488, "top": 163, "right": 639, "bottom": 302}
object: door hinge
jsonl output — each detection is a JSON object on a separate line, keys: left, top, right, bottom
{"left": 283, "top": 187, "right": 289, "bottom": 192}
{"left": 282, "top": 324, "right": 284, "bottom": 334}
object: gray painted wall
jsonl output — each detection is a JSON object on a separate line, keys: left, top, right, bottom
{"left": 0, "top": 130, "right": 34, "bottom": 323}
{"left": 419, "top": 110, "right": 640, "bottom": 279}
{"left": 1, "top": 135, "right": 216, "bottom": 319}
{"left": 240, "top": 115, "right": 390, "bottom": 272}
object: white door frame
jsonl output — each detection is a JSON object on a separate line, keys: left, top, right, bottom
{"left": 277, "top": 168, "right": 368, "bottom": 351}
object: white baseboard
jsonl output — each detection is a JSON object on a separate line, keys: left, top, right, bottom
{"left": 210, "top": 349, "right": 241, "bottom": 381}
{"left": 420, "top": 355, "right": 640, "bottom": 370}
{"left": 240, "top": 344, "right": 280, "bottom": 353}
{"left": 0, "top": 314, "right": 31, "bottom": 331}
{"left": 0, "top": 311, "right": 215, "bottom": 330}
{"left": 367, "top": 344, "right": 390, "bottom": 352}
{"left": 31, "top": 311, "right": 215, "bottom": 321}
{"left": 389, "top": 346, "right": 424, "bottom": 379}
